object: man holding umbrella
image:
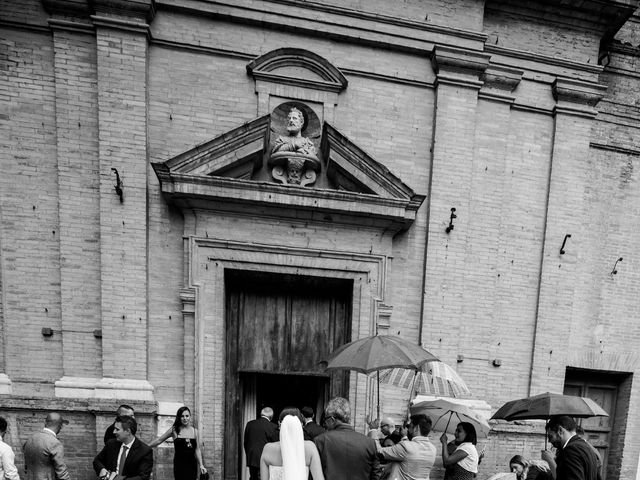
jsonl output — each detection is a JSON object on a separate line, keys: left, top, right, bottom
{"left": 545, "top": 416, "right": 599, "bottom": 480}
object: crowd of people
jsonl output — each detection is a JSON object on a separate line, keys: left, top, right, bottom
{"left": 0, "top": 401, "right": 603, "bottom": 480}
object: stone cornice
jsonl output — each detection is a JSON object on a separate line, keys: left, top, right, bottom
{"left": 484, "top": 44, "right": 603, "bottom": 79}
{"left": 246, "top": 48, "right": 348, "bottom": 93}
{"left": 48, "top": 17, "right": 95, "bottom": 33}
{"left": 157, "top": 0, "right": 487, "bottom": 54}
{"left": 552, "top": 77, "right": 607, "bottom": 118}
{"left": 91, "top": 14, "right": 150, "bottom": 35}
{"left": 479, "top": 64, "right": 523, "bottom": 103}
{"left": 431, "top": 45, "right": 490, "bottom": 89}
{"left": 153, "top": 170, "right": 424, "bottom": 232}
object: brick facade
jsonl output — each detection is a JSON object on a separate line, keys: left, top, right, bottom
{"left": 1, "top": 1, "right": 639, "bottom": 479}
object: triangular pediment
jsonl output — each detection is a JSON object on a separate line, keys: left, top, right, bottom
{"left": 152, "top": 116, "right": 425, "bottom": 232}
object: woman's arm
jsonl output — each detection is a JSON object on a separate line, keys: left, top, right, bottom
{"left": 194, "top": 428, "right": 207, "bottom": 473}
{"left": 259, "top": 447, "right": 272, "bottom": 480}
{"left": 148, "top": 427, "right": 174, "bottom": 448}
{"left": 440, "top": 434, "right": 469, "bottom": 467}
{"left": 306, "top": 442, "right": 324, "bottom": 480}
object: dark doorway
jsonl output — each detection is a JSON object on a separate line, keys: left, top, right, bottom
{"left": 224, "top": 270, "right": 353, "bottom": 480}
{"left": 252, "top": 372, "right": 328, "bottom": 421}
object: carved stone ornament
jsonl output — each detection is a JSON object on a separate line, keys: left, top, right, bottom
{"left": 269, "top": 106, "right": 321, "bottom": 186}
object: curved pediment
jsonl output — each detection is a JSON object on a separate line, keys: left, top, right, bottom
{"left": 152, "top": 115, "right": 424, "bottom": 233}
{"left": 247, "top": 48, "right": 348, "bottom": 92}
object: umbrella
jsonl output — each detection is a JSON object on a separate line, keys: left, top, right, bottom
{"left": 490, "top": 392, "right": 609, "bottom": 421}
{"left": 321, "top": 335, "right": 439, "bottom": 375}
{"left": 410, "top": 398, "right": 491, "bottom": 438}
{"left": 321, "top": 334, "right": 439, "bottom": 420}
{"left": 486, "top": 474, "right": 516, "bottom": 480}
{"left": 379, "top": 361, "right": 471, "bottom": 398}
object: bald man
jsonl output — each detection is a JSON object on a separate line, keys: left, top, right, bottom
{"left": 379, "top": 417, "right": 397, "bottom": 447}
{"left": 24, "top": 413, "right": 70, "bottom": 480}
{"left": 243, "top": 407, "right": 278, "bottom": 480}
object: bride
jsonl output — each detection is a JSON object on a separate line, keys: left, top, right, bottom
{"left": 260, "top": 408, "right": 325, "bottom": 480}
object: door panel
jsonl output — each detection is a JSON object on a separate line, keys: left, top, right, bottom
{"left": 224, "top": 270, "right": 353, "bottom": 480}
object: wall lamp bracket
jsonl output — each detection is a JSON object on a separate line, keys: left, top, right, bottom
{"left": 610, "top": 257, "right": 623, "bottom": 275}
{"left": 41, "top": 327, "right": 54, "bottom": 337}
{"left": 446, "top": 208, "right": 457, "bottom": 234}
{"left": 560, "top": 234, "right": 572, "bottom": 255}
{"left": 111, "top": 168, "right": 123, "bottom": 203}
{"left": 492, "top": 359, "right": 502, "bottom": 367}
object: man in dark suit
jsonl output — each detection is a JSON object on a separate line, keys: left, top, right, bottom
{"left": 546, "top": 416, "right": 599, "bottom": 480}
{"left": 314, "top": 397, "right": 380, "bottom": 480}
{"left": 301, "top": 406, "right": 324, "bottom": 440}
{"left": 104, "top": 405, "right": 135, "bottom": 444}
{"left": 243, "top": 407, "right": 278, "bottom": 480}
{"left": 94, "top": 415, "right": 153, "bottom": 480}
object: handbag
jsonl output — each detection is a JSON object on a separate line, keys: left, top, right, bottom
{"left": 200, "top": 472, "right": 210, "bottom": 480}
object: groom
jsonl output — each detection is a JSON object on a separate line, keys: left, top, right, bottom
{"left": 94, "top": 415, "right": 153, "bottom": 480}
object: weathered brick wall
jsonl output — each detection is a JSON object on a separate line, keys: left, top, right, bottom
{"left": 1, "top": 1, "right": 640, "bottom": 479}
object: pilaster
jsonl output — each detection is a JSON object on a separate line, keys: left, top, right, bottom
{"left": 93, "top": 1, "right": 152, "bottom": 382}
{"left": 47, "top": 8, "right": 104, "bottom": 383}
{"left": 421, "top": 46, "right": 489, "bottom": 358}
{"left": 529, "top": 78, "right": 606, "bottom": 394}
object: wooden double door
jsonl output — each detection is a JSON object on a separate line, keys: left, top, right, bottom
{"left": 224, "top": 270, "right": 353, "bottom": 480}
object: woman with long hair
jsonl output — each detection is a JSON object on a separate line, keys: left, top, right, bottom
{"left": 440, "top": 422, "right": 479, "bottom": 480}
{"left": 259, "top": 408, "right": 324, "bottom": 480}
{"left": 149, "top": 406, "right": 207, "bottom": 480}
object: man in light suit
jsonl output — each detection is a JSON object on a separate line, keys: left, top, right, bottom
{"left": 94, "top": 416, "right": 153, "bottom": 480}
{"left": 243, "top": 407, "right": 278, "bottom": 480}
{"left": 23, "top": 412, "right": 70, "bottom": 480}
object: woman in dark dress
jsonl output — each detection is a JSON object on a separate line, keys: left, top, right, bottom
{"left": 149, "top": 406, "right": 207, "bottom": 480}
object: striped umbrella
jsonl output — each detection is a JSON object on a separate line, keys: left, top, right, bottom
{"left": 379, "top": 361, "right": 471, "bottom": 398}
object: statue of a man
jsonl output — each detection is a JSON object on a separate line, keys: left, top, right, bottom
{"left": 272, "top": 107, "right": 317, "bottom": 157}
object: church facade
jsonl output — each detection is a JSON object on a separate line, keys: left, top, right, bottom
{"left": 1, "top": 0, "right": 640, "bottom": 479}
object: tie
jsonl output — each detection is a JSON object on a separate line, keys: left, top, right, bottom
{"left": 118, "top": 446, "right": 129, "bottom": 475}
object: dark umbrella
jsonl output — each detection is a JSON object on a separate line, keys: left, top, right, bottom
{"left": 490, "top": 392, "right": 609, "bottom": 421}
{"left": 320, "top": 334, "right": 439, "bottom": 420}
{"left": 322, "top": 335, "right": 439, "bottom": 374}
{"left": 490, "top": 391, "right": 609, "bottom": 448}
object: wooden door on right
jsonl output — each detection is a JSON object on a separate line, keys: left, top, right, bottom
{"left": 564, "top": 368, "right": 630, "bottom": 480}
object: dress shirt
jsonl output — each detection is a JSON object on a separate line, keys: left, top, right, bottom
{"left": 0, "top": 438, "right": 19, "bottom": 480}
{"left": 43, "top": 428, "right": 57, "bottom": 437}
{"left": 117, "top": 439, "right": 135, "bottom": 474}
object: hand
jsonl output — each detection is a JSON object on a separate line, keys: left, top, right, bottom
{"left": 200, "top": 466, "right": 207, "bottom": 474}
{"left": 440, "top": 433, "right": 448, "bottom": 444}
{"left": 541, "top": 449, "right": 555, "bottom": 463}
{"left": 98, "top": 469, "right": 110, "bottom": 480}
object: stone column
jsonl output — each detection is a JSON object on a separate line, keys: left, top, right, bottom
{"left": 422, "top": 46, "right": 489, "bottom": 361}
{"left": 529, "top": 78, "right": 606, "bottom": 394}
{"left": 93, "top": 0, "right": 154, "bottom": 399}
{"left": 43, "top": 1, "right": 104, "bottom": 394}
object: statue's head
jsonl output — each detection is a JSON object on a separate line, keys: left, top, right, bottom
{"left": 286, "top": 107, "right": 305, "bottom": 134}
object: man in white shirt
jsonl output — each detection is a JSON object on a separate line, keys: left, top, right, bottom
{"left": 94, "top": 416, "right": 153, "bottom": 480}
{"left": 378, "top": 414, "right": 437, "bottom": 480}
{"left": 0, "top": 417, "right": 19, "bottom": 480}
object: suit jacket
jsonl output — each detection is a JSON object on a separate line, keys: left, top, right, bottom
{"left": 243, "top": 417, "right": 278, "bottom": 468}
{"left": 104, "top": 424, "right": 116, "bottom": 444}
{"left": 93, "top": 438, "right": 153, "bottom": 480}
{"left": 23, "top": 429, "right": 70, "bottom": 480}
{"left": 314, "top": 423, "right": 381, "bottom": 480}
{"left": 303, "top": 421, "right": 325, "bottom": 441}
{"left": 555, "top": 436, "right": 599, "bottom": 480}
